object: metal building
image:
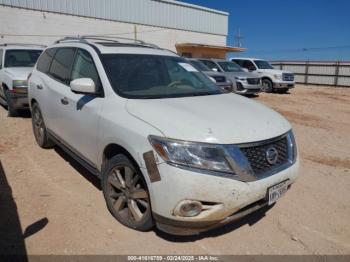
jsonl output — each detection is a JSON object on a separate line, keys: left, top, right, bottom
{"left": 0, "top": 0, "right": 240, "bottom": 56}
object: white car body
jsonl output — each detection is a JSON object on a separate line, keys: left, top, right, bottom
{"left": 230, "top": 57, "right": 295, "bottom": 91}
{"left": 0, "top": 44, "right": 44, "bottom": 113}
{"left": 29, "top": 38, "right": 299, "bottom": 235}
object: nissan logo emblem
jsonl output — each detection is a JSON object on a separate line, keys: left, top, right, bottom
{"left": 266, "top": 147, "right": 279, "bottom": 165}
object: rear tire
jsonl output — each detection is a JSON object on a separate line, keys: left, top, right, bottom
{"left": 102, "top": 154, "right": 154, "bottom": 231}
{"left": 31, "top": 103, "right": 54, "bottom": 148}
{"left": 5, "top": 89, "right": 18, "bottom": 117}
{"left": 262, "top": 79, "right": 273, "bottom": 93}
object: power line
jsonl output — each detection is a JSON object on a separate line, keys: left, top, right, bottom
{"left": 247, "top": 45, "right": 350, "bottom": 54}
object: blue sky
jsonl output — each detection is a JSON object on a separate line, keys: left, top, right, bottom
{"left": 180, "top": 0, "right": 350, "bottom": 61}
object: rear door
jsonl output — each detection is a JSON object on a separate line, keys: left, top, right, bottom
{"left": 45, "top": 47, "right": 77, "bottom": 140}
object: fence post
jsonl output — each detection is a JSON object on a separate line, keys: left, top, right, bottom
{"left": 334, "top": 61, "right": 340, "bottom": 87}
{"left": 304, "top": 60, "right": 309, "bottom": 85}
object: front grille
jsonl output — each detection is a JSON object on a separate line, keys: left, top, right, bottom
{"left": 282, "top": 73, "right": 294, "bottom": 81}
{"left": 212, "top": 76, "right": 226, "bottom": 83}
{"left": 240, "top": 137, "right": 289, "bottom": 176}
{"left": 247, "top": 78, "right": 261, "bottom": 85}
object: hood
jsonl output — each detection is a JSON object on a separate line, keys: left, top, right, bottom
{"left": 4, "top": 67, "right": 33, "bottom": 80}
{"left": 126, "top": 93, "right": 291, "bottom": 144}
{"left": 224, "top": 71, "right": 260, "bottom": 80}
{"left": 203, "top": 71, "right": 226, "bottom": 78}
{"left": 258, "top": 69, "right": 293, "bottom": 75}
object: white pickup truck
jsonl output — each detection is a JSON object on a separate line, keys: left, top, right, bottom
{"left": 0, "top": 44, "right": 44, "bottom": 116}
{"left": 231, "top": 58, "right": 295, "bottom": 93}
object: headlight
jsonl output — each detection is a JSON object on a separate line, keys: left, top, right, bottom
{"left": 235, "top": 77, "right": 247, "bottom": 82}
{"left": 13, "top": 80, "right": 28, "bottom": 88}
{"left": 148, "top": 136, "right": 233, "bottom": 173}
{"left": 287, "top": 130, "right": 297, "bottom": 163}
{"left": 274, "top": 74, "right": 282, "bottom": 80}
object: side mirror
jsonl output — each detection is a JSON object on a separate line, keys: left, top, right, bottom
{"left": 212, "top": 68, "right": 219, "bottom": 72}
{"left": 242, "top": 68, "right": 249, "bottom": 73}
{"left": 70, "top": 78, "right": 96, "bottom": 94}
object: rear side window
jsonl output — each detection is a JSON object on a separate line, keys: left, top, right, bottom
{"left": 200, "top": 60, "right": 221, "bottom": 72}
{"left": 49, "top": 48, "right": 76, "bottom": 84}
{"left": 71, "top": 49, "right": 100, "bottom": 89}
{"left": 242, "top": 60, "right": 256, "bottom": 71}
{"left": 232, "top": 59, "right": 243, "bottom": 66}
{"left": 37, "top": 48, "right": 57, "bottom": 73}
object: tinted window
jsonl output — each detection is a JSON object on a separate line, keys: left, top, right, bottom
{"left": 102, "top": 54, "right": 221, "bottom": 99}
{"left": 49, "top": 48, "right": 76, "bottom": 84}
{"left": 254, "top": 60, "right": 274, "bottom": 69}
{"left": 37, "top": 48, "right": 57, "bottom": 73}
{"left": 199, "top": 60, "right": 221, "bottom": 72}
{"left": 71, "top": 49, "right": 100, "bottom": 89}
{"left": 217, "top": 61, "right": 243, "bottom": 72}
{"left": 232, "top": 59, "right": 243, "bottom": 66}
{"left": 242, "top": 60, "right": 256, "bottom": 71}
{"left": 189, "top": 60, "right": 211, "bottom": 71}
{"left": 4, "top": 49, "right": 42, "bottom": 67}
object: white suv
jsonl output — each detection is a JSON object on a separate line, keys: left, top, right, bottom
{"left": 231, "top": 58, "right": 295, "bottom": 93}
{"left": 0, "top": 44, "right": 44, "bottom": 116}
{"left": 28, "top": 37, "right": 299, "bottom": 235}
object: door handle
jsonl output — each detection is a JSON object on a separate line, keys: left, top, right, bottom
{"left": 60, "top": 97, "right": 69, "bottom": 105}
{"left": 37, "top": 84, "right": 43, "bottom": 90}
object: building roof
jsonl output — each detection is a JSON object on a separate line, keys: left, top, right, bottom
{"left": 0, "top": 0, "right": 229, "bottom": 36}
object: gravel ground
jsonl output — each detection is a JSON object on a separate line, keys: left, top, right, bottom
{"left": 0, "top": 85, "right": 349, "bottom": 255}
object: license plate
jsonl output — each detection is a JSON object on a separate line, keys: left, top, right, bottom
{"left": 268, "top": 181, "right": 288, "bottom": 205}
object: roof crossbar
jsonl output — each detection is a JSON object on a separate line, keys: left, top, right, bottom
{"left": 54, "top": 35, "right": 160, "bottom": 49}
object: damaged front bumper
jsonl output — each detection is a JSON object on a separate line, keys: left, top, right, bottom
{"left": 142, "top": 158, "right": 299, "bottom": 236}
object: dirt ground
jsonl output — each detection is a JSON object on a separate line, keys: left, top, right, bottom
{"left": 0, "top": 84, "right": 349, "bottom": 255}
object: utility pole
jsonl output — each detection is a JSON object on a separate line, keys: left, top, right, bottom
{"left": 234, "top": 28, "right": 244, "bottom": 48}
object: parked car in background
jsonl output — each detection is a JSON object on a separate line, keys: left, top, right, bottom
{"left": 231, "top": 58, "right": 295, "bottom": 93}
{"left": 0, "top": 44, "right": 44, "bottom": 116}
{"left": 29, "top": 36, "right": 299, "bottom": 236}
{"left": 198, "top": 58, "right": 262, "bottom": 95}
{"left": 187, "top": 58, "right": 233, "bottom": 92}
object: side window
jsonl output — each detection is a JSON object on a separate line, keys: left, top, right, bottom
{"left": 0, "top": 49, "right": 3, "bottom": 68}
{"left": 233, "top": 59, "right": 242, "bottom": 66}
{"left": 242, "top": 60, "right": 256, "bottom": 71}
{"left": 71, "top": 49, "right": 100, "bottom": 89}
{"left": 200, "top": 60, "right": 221, "bottom": 72}
{"left": 49, "top": 48, "right": 76, "bottom": 84}
{"left": 37, "top": 48, "right": 57, "bottom": 73}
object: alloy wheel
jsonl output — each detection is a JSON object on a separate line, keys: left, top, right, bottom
{"left": 106, "top": 165, "right": 150, "bottom": 223}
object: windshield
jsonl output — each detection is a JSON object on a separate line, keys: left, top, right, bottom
{"left": 217, "top": 61, "right": 243, "bottom": 72}
{"left": 189, "top": 60, "right": 211, "bottom": 71}
{"left": 254, "top": 60, "right": 274, "bottom": 69}
{"left": 4, "top": 49, "right": 42, "bottom": 67}
{"left": 102, "top": 54, "right": 222, "bottom": 99}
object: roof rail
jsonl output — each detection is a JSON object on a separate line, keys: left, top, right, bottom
{"left": 0, "top": 43, "right": 46, "bottom": 48}
{"left": 54, "top": 35, "right": 160, "bottom": 49}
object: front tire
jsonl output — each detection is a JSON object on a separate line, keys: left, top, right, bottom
{"left": 262, "top": 79, "right": 273, "bottom": 93}
{"left": 102, "top": 154, "right": 153, "bottom": 231}
{"left": 5, "top": 89, "right": 18, "bottom": 117}
{"left": 31, "top": 103, "right": 54, "bottom": 148}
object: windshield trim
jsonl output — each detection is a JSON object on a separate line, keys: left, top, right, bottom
{"left": 101, "top": 54, "right": 223, "bottom": 100}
